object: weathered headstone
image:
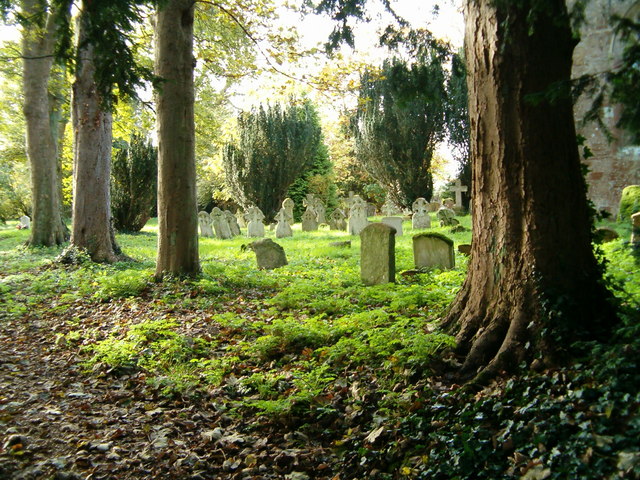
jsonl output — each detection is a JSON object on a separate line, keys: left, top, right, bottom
{"left": 348, "top": 195, "right": 369, "bottom": 235}
{"left": 632, "top": 212, "right": 640, "bottom": 246}
{"left": 225, "top": 210, "right": 241, "bottom": 237}
{"left": 366, "top": 203, "right": 377, "bottom": 217}
{"left": 381, "top": 216, "right": 403, "bottom": 236}
{"left": 437, "top": 207, "right": 459, "bottom": 227}
{"left": 282, "top": 198, "right": 295, "bottom": 224}
{"left": 450, "top": 179, "right": 468, "bottom": 207}
{"left": 275, "top": 208, "right": 293, "bottom": 238}
{"left": 381, "top": 198, "right": 399, "bottom": 216}
{"left": 329, "top": 209, "right": 347, "bottom": 231}
{"left": 301, "top": 207, "right": 318, "bottom": 232}
{"left": 413, "top": 233, "right": 455, "bottom": 270}
{"left": 211, "top": 207, "right": 233, "bottom": 239}
{"left": 246, "top": 206, "right": 265, "bottom": 237}
{"left": 248, "top": 238, "right": 288, "bottom": 270}
{"left": 314, "top": 198, "right": 327, "bottom": 224}
{"left": 18, "top": 215, "right": 30, "bottom": 230}
{"left": 236, "top": 210, "right": 247, "bottom": 228}
{"left": 198, "top": 211, "right": 214, "bottom": 237}
{"left": 360, "top": 223, "right": 396, "bottom": 285}
{"left": 412, "top": 197, "right": 431, "bottom": 229}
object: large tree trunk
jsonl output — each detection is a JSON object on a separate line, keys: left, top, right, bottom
{"left": 70, "top": 11, "right": 120, "bottom": 263}
{"left": 154, "top": 0, "right": 199, "bottom": 279}
{"left": 21, "top": 0, "right": 69, "bottom": 247}
{"left": 443, "top": 0, "right": 615, "bottom": 382}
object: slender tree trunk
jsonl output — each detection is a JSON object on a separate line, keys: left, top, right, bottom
{"left": 21, "top": 0, "right": 69, "bottom": 246}
{"left": 442, "top": 0, "right": 615, "bottom": 382}
{"left": 154, "top": 0, "right": 199, "bottom": 279}
{"left": 70, "top": 11, "right": 120, "bottom": 263}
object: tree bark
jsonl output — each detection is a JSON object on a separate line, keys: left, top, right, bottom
{"left": 21, "top": 0, "right": 69, "bottom": 247}
{"left": 443, "top": 0, "right": 615, "bottom": 382}
{"left": 154, "top": 0, "right": 199, "bottom": 279}
{"left": 70, "top": 10, "right": 120, "bottom": 263}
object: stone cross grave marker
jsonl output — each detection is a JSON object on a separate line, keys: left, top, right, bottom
{"left": 282, "top": 198, "right": 295, "bottom": 224}
{"left": 360, "top": 223, "right": 396, "bottom": 285}
{"left": 413, "top": 233, "right": 455, "bottom": 270}
{"left": 450, "top": 179, "right": 468, "bottom": 207}
{"left": 246, "top": 206, "right": 266, "bottom": 237}
{"left": 348, "top": 195, "right": 369, "bottom": 235}
{"left": 275, "top": 208, "right": 293, "bottom": 238}
{"left": 198, "top": 211, "right": 214, "bottom": 237}
{"left": 329, "top": 209, "right": 347, "bottom": 231}
{"left": 211, "top": 207, "right": 233, "bottom": 239}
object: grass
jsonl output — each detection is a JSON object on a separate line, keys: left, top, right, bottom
{"left": 1, "top": 214, "right": 639, "bottom": 478}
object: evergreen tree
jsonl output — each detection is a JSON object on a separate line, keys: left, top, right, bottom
{"left": 352, "top": 56, "right": 447, "bottom": 209}
{"left": 223, "top": 99, "right": 323, "bottom": 222}
{"left": 111, "top": 134, "right": 157, "bottom": 233}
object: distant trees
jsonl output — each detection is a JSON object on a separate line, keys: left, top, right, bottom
{"left": 111, "top": 134, "right": 157, "bottom": 233}
{"left": 352, "top": 56, "right": 447, "bottom": 209}
{"left": 223, "top": 99, "right": 324, "bottom": 221}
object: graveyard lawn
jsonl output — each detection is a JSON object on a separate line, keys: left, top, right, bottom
{"left": 0, "top": 218, "right": 638, "bottom": 479}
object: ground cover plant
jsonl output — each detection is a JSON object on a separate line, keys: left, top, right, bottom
{"left": 0, "top": 215, "right": 638, "bottom": 479}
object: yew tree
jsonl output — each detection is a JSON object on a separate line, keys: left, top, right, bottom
{"left": 318, "top": 0, "right": 616, "bottom": 381}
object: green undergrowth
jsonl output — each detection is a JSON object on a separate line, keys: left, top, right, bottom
{"left": 1, "top": 217, "right": 639, "bottom": 478}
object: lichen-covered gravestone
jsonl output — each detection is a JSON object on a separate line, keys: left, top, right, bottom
{"left": 248, "top": 238, "right": 288, "bottom": 270}
{"left": 360, "top": 223, "right": 396, "bottom": 285}
{"left": 275, "top": 208, "right": 293, "bottom": 238}
{"left": 211, "top": 207, "right": 233, "bottom": 239}
{"left": 413, "top": 233, "right": 455, "bottom": 270}
{"left": 301, "top": 207, "right": 318, "bottom": 232}
{"left": 282, "top": 198, "right": 295, "bottom": 224}
{"left": 381, "top": 216, "right": 403, "bottom": 236}
{"left": 198, "top": 211, "right": 214, "bottom": 237}
{"left": 436, "top": 206, "right": 459, "bottom": 227}
{"left": 246, "top": 206, "right": 265, "bottom": 237}
{"left": 314, "top": 198, "right": 327, "bottom": 224}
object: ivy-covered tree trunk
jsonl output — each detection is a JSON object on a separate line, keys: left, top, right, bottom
{"left": 21, "top": 0, "right": 68, "bottom": 247}
{"left": 443, "top": 0, "right": 614, "bottom": 382}
{"left": 70, "top": 11, "right": 120, "bottom": 263}
{"left": 154, "top": 0, "right": 199, "bottom": 279}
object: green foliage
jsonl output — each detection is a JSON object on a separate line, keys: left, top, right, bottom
{"left": 111, "top": 134, "right": 158, "bottom": 232}
{"left": 223, "top": 98, "right": 325, "bottom": 221}
{"left": 352, "top": 56, "right": 447, "bottom": 209}
{"left": 93, "top": 268, "right": 151, "bottom": 300}
{"left": 618, "top": 185, "right": 640, "bottom": 222}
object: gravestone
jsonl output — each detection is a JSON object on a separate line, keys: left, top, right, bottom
{"left": 301, "top": 207, "right": 318, "bottom": 231}
{"left": 412, "top": 197, "right": 431, "bottom": 229}
{"left": 381, "top": 216, "right": 403, "bottom": 236}
{"left": 381, "top": 198, "right": 400, "bottom": 216}
{"left": 246, "top": 206, "right": 265, "bottom": 237}
{"left": 18, "top": 215, "right": 30, "bottom": 230}
{"left": 360, "top": 223, "right": 396, "bottom": 285}
{"left": 348, "top": 195, "right": 369, "bottom": 235}
{"left": 437, "top": 207, "right": 459, "bottom": 227}
{"left": 413, "top": 233, "right": 455, "bottom": 270}
{"left": 450, "top": 179, "right": 468, "bottom": 207}
{"left": 211, "top": 207, "right": 233, "bottom": 239}
{"left": 275, "top": 208, "right": 293, "bottom": 238}
{"left": 632, "top": 212, "right": 640, "bottom": 246}
{"left": 198, "top": 211, "right": 214, "bottom": 237}
{"left": 248, "top": 238, "right": 288, "bottom": 270}
{"left": 314, "top": 198, "right": 327, "bottom": 224}
{"left": 366, "top": 203, "right": 377, "bottom": 217}
{"left": 236, "top": 210, "right": 247, "bottom": 228}
{"left": 342, "top": 191, "right": 356, "bottom": 216}
{"left": 282, "top": 198, "right": 295, "bottom": 224}
{"left": 225, "top": 210, "right": 241, "bottom": 237}
{"left": 329, "top": 209, "right": 347, "bottom": 231}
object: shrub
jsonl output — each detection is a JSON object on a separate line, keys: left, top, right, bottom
{"left": 618, "top": 185, "right": 640, "bottom": 222}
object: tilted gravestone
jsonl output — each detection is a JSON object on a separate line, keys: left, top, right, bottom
{"left": 275, "top": 208, "right": 293, "bottom": 238}
{"left": 381, "top": 216, "right": 403, "bottom": 236}
{"left": 248, "top": 238, "right": 288, "bottom": 270}
{"left": 413, "top": 233, "right": 455, "bottom": 270}
{"left": 436, "top": 207, "right": 459, "bottom": 227}
{"left": 198, "top": 211, "right": 214, "bottom": 237}
{"left": 360, "top": 223, "right": 396, "bottom": 285}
